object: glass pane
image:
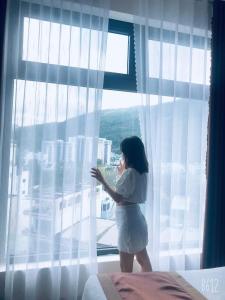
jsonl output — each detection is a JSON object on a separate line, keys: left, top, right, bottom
{"left": 23, "top": 17, "right": 128, "bottom": 74}
{"left": 148, "top": 39, "right": 211, "bottom": 85}
{"left": 177, "top": 45, "right": 190, "bottom": 82}
{"left": 192, "top": 48, "right": 211, "bottom": 85}
{"left": 157, "top": 98, "right": 208, "bottom": 251}
{"left": 149, "top": 40, "right": 177, "bottom": 80}
{"left": 105, "top": 33, "right": 128, "bottom": 74}
{"left": 9, "top": 80, "right": 101, "bottom": 261}
{"left": 162, "top": 43, "right": 175, "bottom": 80}
{"left": 149, "top": 40, "right": 160, "bottom": 78}
{"left": 10, "top": 81, "right": 141, "bottom": 260}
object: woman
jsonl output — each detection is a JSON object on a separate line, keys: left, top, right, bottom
{"left": 91, "top": 136, "right": 152, "bottom": 273}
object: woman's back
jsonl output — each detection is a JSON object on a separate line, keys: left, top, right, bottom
{"left": 116, "top": 168, "right": 148, "bottom": 204}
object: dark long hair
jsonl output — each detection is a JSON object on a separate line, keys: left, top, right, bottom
{"left": 120, "top": 136, "right": 148, "bottom": 174}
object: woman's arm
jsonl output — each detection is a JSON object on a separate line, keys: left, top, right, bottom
{"left": 91, "top": 168, "right": 124, "bottom": 203}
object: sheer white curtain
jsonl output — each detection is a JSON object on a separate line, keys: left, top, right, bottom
{"left": 0, "top": 0, "right": 109, "bottom": 299}
{"left": 134, "top": 0, "right": 211, "bottom": 271}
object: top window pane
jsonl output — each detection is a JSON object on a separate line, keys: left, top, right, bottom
{"left": 105, "top": 33, "right": 128, "bottom": 74}
{"left": 148, "top": 40, "right": 211, "bottom": 85}
{"left": 22, "top": 17, "right": 128, "bottom": 74}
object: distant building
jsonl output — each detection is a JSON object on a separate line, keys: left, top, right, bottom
{"left": 68, "top": 136, "right": 85, "bottom": 162}
{"left": 19, "top": 170, "right": 29, "bottom": 197}
{"left": 64, "top": 142, "right": 73, "bottom": 163}
{"left": 42, "top": 140, "right": 64, "bottom": 166}
{"left": 98, "top": 138, "right": 112, "bottom": 165}
{"left": 68, "top": 135, "right": 94, "bottom": 163}
{"left": 42, "top": 136, "right": 112, "bottom": 167}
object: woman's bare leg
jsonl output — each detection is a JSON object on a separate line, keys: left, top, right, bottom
{"left": 135, "top": 248, "right": 152, "bottom": 272}
{"left": 119, "top": 251, "right": 134, "bottom": 273}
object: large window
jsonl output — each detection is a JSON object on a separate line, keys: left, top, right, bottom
{"left": 7, "top": 1, "right": 210, "bottom": 262}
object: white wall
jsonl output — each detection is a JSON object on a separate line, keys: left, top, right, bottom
{"left": 110, "top": 0, "right": 211, "bottom": 31}
{"left": 36, "top": 0, "right": 211, "bottom": 31}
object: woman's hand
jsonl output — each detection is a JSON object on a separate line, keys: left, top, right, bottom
{"left": 91, "top": 167, "right": 124, "bottom": 203}
{"left": 117, "top": 159, "right": 125, "bottom": 176}
{"left": 91, "top": 168, "right": 105, "bottom": 184}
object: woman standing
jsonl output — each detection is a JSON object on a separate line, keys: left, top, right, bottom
{"left": 91, "top": 136, "right": 152, "bottom": 273}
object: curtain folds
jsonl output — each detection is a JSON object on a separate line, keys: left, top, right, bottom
{"left": 0, "top": 0, "right": 109, "bottom": 299}
{"left": 134, "top": 0, "right": 211, "bottom": 271}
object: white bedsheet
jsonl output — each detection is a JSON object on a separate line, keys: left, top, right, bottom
{"left": 82, "top": 267, "right": 225, "bottom": 300}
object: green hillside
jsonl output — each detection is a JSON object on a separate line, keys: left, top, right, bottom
{"left": 99, "top": 107, "right": 141, "bottom": 154}
{"left": 15, "top": 107, "right": 142, "bottom": 154}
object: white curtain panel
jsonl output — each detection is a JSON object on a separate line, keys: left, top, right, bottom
{"left": 134, "top": 0, "right": 211, "bottom": 271}
{"left": 0, "top": 0, "right": 109, "bottom": 299}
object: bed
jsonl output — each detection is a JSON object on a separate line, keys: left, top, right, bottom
{"left": 82, "top": 267, "right": 225, "bottom": 300}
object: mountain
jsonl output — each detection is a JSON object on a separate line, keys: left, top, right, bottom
{"left": 99, "top": 107, "right": 140, "bottom": 153}
{"left": 14, "top": 106, "right": 141, "bottom": 154}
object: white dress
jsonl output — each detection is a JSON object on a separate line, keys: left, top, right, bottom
{"left": 115, "top": 168, "right": 148, "bottom": 254}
